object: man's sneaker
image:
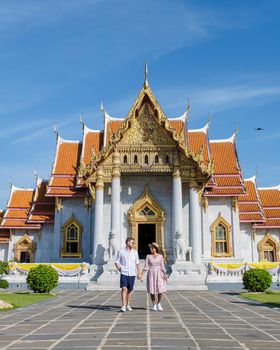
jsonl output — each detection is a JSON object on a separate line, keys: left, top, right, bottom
{"left": 120, "top": 306, "right": 126, "bottom": 312}
{"left": 152, "top": 304, "right": 157, "bottom": 311}
{"left": 126, "top": 305, "right": 133, "bottom": 312}
{"left": 157, "top": 303, "right": 163, "bottom": 311}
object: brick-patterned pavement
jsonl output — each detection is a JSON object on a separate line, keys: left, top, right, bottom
{"left": 0, "top": 290, "right": 279, "bottom": 349}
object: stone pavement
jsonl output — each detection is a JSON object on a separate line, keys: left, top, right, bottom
{"left": 0, "top": 290, "right": 279, "bottom": 350}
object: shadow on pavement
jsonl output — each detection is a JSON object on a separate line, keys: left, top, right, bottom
{"left": 67, "top": 304, "right": 146, "bottom": 311}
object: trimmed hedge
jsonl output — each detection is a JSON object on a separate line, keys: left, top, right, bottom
{"left": 0, "top": 261, "right": 9, "bottom": 275}
{"left": 27, "top": 265, "right": 58, "bottom": 293}
{"left": 0, "top": 279, "right": 9, "bottom": 289}
{"left": 243, "top": 268, "right": 272, "bottom": 292}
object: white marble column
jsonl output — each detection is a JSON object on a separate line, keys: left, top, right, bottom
{"left": 109, "top": 151, "right": 121, "bottom": 259}
{"left": 93, "top": 167, "right": 104, "bottom": 264}
{"left": 172, "top": 167, "right": 184, "bottom": 261}
{"left": 189, "top": 185, "right": 201, "bottom": 264}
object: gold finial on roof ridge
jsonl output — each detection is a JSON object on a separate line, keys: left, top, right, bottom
{"left": 144, "top": 61, "right": 149, "bottom": 89}
{"left": 80, "top": 113, "right": 84, "bottom": 128}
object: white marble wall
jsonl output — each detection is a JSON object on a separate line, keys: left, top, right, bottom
{"left": 202, "top": 197, "right": 238, "bottom": 259}
{"left": 0, "top": 244, "right": 8, "bottom": 261}
{"left": 239, "top": 223, "right": 255, "bottom": 261}
{"left": 52, "top": 198, "right": 92, "bottom": 263}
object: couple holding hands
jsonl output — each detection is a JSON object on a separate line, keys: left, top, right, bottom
{"left": 115, "top": 237, "right": 167, "bottom": 312}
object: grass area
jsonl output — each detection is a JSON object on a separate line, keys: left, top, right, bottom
{"left": 0, "top": 292, "right": 55, "bottom": 310}
{"left": 241, "top": 291, "right": 280, "bottom": 307}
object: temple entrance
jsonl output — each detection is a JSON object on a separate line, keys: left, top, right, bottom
{"left": 138, "top": 223, "right": 156, "bottom": 259}
{"left": 127, "top": 186, "right": 166, "bottom": 259}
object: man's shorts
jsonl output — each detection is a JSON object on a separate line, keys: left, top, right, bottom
{"left": 120, "top": 274, "right": 136, "bottom": 291}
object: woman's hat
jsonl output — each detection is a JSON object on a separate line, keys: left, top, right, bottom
{"left": 148, "top": 242, "right": 159, "bottom": 250}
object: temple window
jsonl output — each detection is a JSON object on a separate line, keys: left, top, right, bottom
{"left": 134, "top": 155, "right": 138, "bottom": 164}
{"left": 123, "top": 155, "right": 128, "bottom": 164}
{"left": 61, "top": 215, "right": 83, "bottom": 257}
{"left": 258, "top": 234, "right": 279, "bottom": 262}
{"left": 155, "top": 154, "right": 159, "bottom": 164}
{"left": 139, "top": 206, "right": 155, "bottom": 216}
{"left": 210, "top": 213, "right": 232, "bottom": 257}
{"left": 144, "top": 154, "right": 149, "bottom": 165}
{"left": 165, "top": 154, "right": 170, "bottom": 164}
{"left": 14, "top": 234, "right": 35, "bottom": 263}
{"left": 215, "top": 225, "right": 228, "bottom": 254}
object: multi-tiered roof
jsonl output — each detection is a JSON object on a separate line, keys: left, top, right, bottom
{"left": 0, "top": 69, "right": 279, "bottom": 235}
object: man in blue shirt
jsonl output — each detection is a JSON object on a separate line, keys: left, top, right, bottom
{"left": 115, "top": 237, "right": 141, "bottom": 312}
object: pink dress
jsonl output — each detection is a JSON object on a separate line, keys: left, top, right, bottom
{"left": 144, "top": 254, "right": 166, "bottom": 294}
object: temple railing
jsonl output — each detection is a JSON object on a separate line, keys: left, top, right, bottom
{"left": 7, "top": 262, "right": 90, "bottom": 278}
{"left": 207, "top": 262, "right": 280, "bottom": 282}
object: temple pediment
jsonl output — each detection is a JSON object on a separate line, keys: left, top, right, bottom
{"left": 82, "top": 82, "right": 212, "bottom": 187}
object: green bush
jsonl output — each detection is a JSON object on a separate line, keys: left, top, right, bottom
{"left": 27, "top": 265, "right": 58, "bottom": 293}
{"left": 0, "top": 261, "right": 9, "bottom": 275}
{"left": 243, "top": 268, "right": 272, "bottom": 292}
{"left": 0, "top": 279, "right": 9, "bottom": 289}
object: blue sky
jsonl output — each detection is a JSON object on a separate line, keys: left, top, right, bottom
{"left": 0, "top": 0, "right": 280, "bottom": 208}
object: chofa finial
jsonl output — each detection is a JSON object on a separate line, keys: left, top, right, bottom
{"left": 80, "top": 113, "right": 84, "bottom": 127}
{"left": 34, "top": 168, "right": 38, "bottom": 182}
{"left": 53, "top": 124, "right": 58, "bottom": 139}
{"left": 144, "top": 61, "right": 149, "bottom": 89}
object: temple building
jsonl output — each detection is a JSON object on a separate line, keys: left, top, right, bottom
{"left": 0, "top": 68, "right": 279, "bottom": 281}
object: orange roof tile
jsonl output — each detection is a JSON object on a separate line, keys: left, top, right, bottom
{"left": 215, "top": 176, "right": 242, "bottom": 187}
{"left": 49, "top": 177, "right": 75, "bottom": 187}
{"left": 205, "top": 187, "right": 246, "bottom": 196}
{"left": 239, "top": 203, "right": 261, "bottom": 212}
{"left": 237, "top": 179, "right": 264, "bottom": 223}
{"left": 239, "top": 214, "right": 265, "bottom": 222}
{"left": 105, "top": 120, "right": 122, "bottom": 146}
{"left": 210, "top": 141, "right": 240, "bottom": 175}
{"left": 28, "top": 179, "right": 55, "bottom": 224}
{"left": 83, "top": 130, "right": 103, "bottom": 164}
{"left": 47, "top": 188, "right": 87, "bottom": 196}
{"left": 8, "top": 189, "right": 34, "bottom": 208}
{"left": 254, "top": 187, "right": 280, "bottom": 228}
{"left": 258, "top": 189, "right": 280, "bottom": 207}
{"left": 52, "top": 138, "right": 82, "bottom": 176}
{"left": 170, "top": 120, "right": 187, "bottom": 144}
{"left": 0, "top": 187, "right": 40, "bottom": 229}
{"left": 188, "top": 132, "right": 209, "bottom": 164}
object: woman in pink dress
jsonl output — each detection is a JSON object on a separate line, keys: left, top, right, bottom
{"left": 142, "top": 242, "right": 167, "bottom": 311}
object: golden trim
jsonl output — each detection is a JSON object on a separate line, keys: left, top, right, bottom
{"left": 258, "top": 233, "right": 279, "bottom": 262}
{"left": 127, "top": 186, "right": 166, "bottom": 259}
{"left": 210, "top": 213, "right": 233, "bottom": 257}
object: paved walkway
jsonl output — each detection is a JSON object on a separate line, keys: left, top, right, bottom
{"left": 0, "top": 290, "right": 279, "bottom": 350}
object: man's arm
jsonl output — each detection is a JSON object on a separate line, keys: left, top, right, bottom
{"left": 135, "top": 252, "right": 141, "bottom": 279}
{"left": 115, "top": 251, "right": 122, "bottom": 273}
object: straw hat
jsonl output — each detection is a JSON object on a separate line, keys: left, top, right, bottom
{"left": 148, "top": 242, "right": 160, "bottom": 251}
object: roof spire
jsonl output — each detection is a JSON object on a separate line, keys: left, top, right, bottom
{"left": 100, "top": 100, "right": 104, "bottom": 113}
{"left": 80, "top": 113, "right": 84, "bottom": 128}
{"left": 233, "top": 127, "right": 238, "bottom": 142}
{"left": 53, "top": 124, "right": 58, "bottom": 140}
{"left": 208, "top": 111, "right": 212, "bottom": 124}
{"left": 185, "top": 97, "right": 190, "bottom": 125}
{"left": 8, "top": 177, "right": 12, "bottom": 188}
{"left": 144, "top": 61, "right": 149, "bottom": 89}
{"left": 33, "top": 168, "right": 38, "bottom": 182}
